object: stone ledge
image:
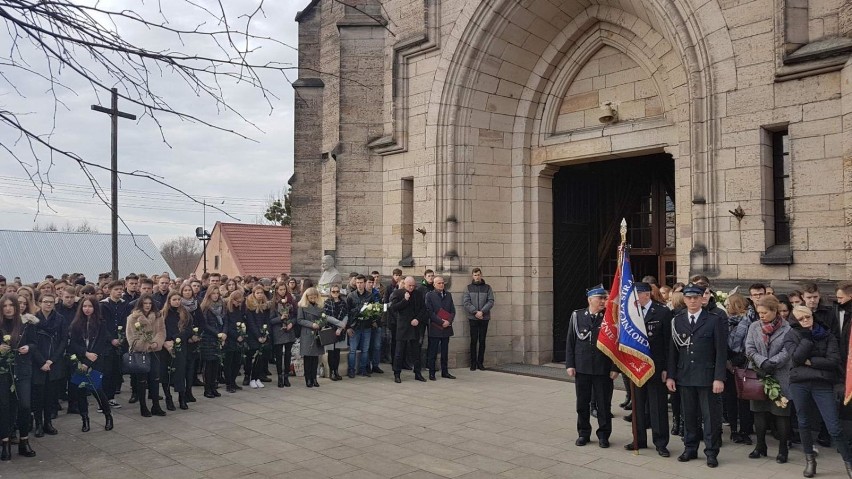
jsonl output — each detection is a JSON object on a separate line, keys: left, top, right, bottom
{"left": 760, "top": 244, "right": 793, "bottom": 265}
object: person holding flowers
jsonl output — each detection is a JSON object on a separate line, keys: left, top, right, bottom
{"left": 161, "top": 291, "right": 195, "bottom": 410}
{"left": 745, "top": 295, "right": 792, "bottom": 463}
{"left": 245, "top": 286, "right": 272, "bottom": 389}
{"left": 322, "top": 286, "right": 348, "bottom": 381}
{"left": 179, "top": 282, "right": 203, "bottom": 403}
{"left": 31, "top": 292, "right": 67, "bottom": 438}
{"left": 223, "top": 290, "right": 245, "bottom": 393}
{"left": 0, "top": 293, "right": 37, "bottom": 460}
{"left": 785, "top": 305, "right": 852, "bottom": 478}
{"left": 200, "top": 287, "right": 226, "bottom": 398}
{"left": 67, "top": 295, "right": 113, "bottom": 433}
{"left": 126, "top": 293, "right": 166, "bottom": 417}
{"left": 296, "top": 287, "right": 325, "bottom": 388}
{"left": 270, "top": 282, "right": 298, "bottom": 387}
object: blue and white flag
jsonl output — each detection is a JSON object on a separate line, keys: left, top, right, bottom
{"left": 616, "top": 248, "right": 655, "bottom": 385}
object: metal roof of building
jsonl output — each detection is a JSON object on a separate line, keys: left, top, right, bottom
{"left": 0, "top": 230, "right": 175, "bottom": 283}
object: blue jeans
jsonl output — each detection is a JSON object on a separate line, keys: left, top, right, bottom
{"left": 788, "top": 382, "right": 852, "bottom": 460}
{"left": 370, "top": 327, "right": 383, "bottom": 369}
{"left": 348, "top": 329, "right": 372, "bottom": 375}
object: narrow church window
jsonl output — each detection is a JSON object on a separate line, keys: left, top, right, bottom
{"left": 401, "top": 178, "right": 414, "bottom": 261}
{"left": 214, "top": 255, "right": 220, "bottom": 270}
{"left": 771, "top": 130, "right": 792, "bottom": 246}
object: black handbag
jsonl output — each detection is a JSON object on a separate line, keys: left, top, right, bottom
{"left": 317, "top": 327, "right": 339, "bottom": 347}
{"left": 123, "top": 350, "right": 151, "bottom": 374}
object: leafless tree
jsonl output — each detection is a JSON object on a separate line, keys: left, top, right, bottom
{"left": 160, "top": 236, "right": 201, "bottom": 277}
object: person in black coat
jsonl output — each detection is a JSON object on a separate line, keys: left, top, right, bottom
{"left": 565, "top": 284, "right": 620, "bottom": 449}
{"left": 99, "top": 281, "right": 129, "bottom": 406}
{"left": 67, "top": 295, "right": 114, "bottom": 433}
{"left": 424, "top": 277, "right": 456, "bottom": 380}
{"left": 31, "top": 292, "right": 68, "bottom": 437}
{"left": 200, "top": 288, "right": 226, "bottom": 398}
{"left": 389, "top": 277, "right": 427, "bottom": 383}
{"left": 244, "top": 286, "right": 271, "bottom": 389}
{"left": 161, "top": 291, "right": 195, "bottom": 410}
{"left": 0, "top": 293, "right": 38, "bottom": 460}
{"left": 223, "top": 291, "right": 245, "bottom": 393}
{"left": 786, "top": 305, "right": 852, "bottom": 478}
{"left": 624, "top": 282, "right": 672, "bottom": 457}
{"left": 666, "top": 284, "right": 727, "bottom": 468}
{"left": 178, "top": 282, "right": 203, "bottom": 402}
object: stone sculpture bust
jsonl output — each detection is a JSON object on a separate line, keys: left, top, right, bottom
{"left": 318, "top": 254, "right": 342, "bottom": 295}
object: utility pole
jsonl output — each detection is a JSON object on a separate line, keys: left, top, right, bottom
{"left": 92, "top": 88, "right": 136, "bottom": 280}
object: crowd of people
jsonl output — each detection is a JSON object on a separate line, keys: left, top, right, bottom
{"left": 567, "top": 275, "right": 852, "bottom": 478}
{"left": 0, "top": 266, "right": 496, "bottom": 462}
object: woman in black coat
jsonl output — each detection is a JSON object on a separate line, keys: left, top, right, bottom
{"left": 784, "top": 305, "right": 852, "bottom": 478}
{"left": 161, "top": 291, "right": 195, "bottom": 410}
{"left": 323, "top": 286, "right": 348, "bottom": 381}
{"left": 178, "top": 282, "right": 203, "bottom": 402}
{"left": 244, "top": 286, "right": 271, "bottom": 389}
{"left": 200, "top": 288, "right": 226, "bottom": 398}
{"left": 31, "top": 292, "right": 68, "bottom": 437}
{"left": 0, "top": 293, "right": 38, "bottom": 460}
{"left": 67, "top": 295, "right": 114, "bottom": 433}
{"left": 269, "top": 283, "right": 298, "bottom": 387}
{"left": 223, "top": 290, "right": 245, "bottom": 393}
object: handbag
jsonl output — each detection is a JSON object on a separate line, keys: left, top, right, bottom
{"left": 70, "top": 368, "right": 103, "bottom": 391}
{"left": 734, "top": 367, "right": 767, "bottom": 401}
{"left": 317, "top": 326, "right": 339, "bottom": 347}
{"left": 122, "top": 350, "right": 151, "bottom": 374}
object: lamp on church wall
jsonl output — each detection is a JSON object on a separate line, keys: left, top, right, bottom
{"left": 598, "top": 101, "right": 618, "bottom": 124}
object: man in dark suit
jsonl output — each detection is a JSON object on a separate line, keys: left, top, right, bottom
{"left": 566, "top": 284, "right": 620, "bottom": 449}
{"left": 624, "top": 282, "right": 672, "bottom": 457}
{"left": 666, "top": 283, "right": 727, "bottom": 468}
{"left": 389, "top": 277, "right": 427, "bottom": 383}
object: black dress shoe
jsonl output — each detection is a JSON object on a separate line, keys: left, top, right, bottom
{"left": 748, "top": 447, "right": 767, "bottom": 459}
{"left": 657, "top": 447, "right": 670, "bottom": 457}
{"left": 619, "top": 398, "right": 630, "bottom": 408}
{"left": 477, "top": 363, "right": 486, "bottom": 370}
{"left": 17, "top": 438, "right": 36, "bottom": 457}
{"left": 470, "top": 366, "right": 477, "bottom": 371}
{"left": 776, "top": 453, "right": 788, "bottom": 464}
{"left": 394, "top": 374, "right": 402, "bottom": 383}
{"left": 623, "top": 414, "right": 633, "bottom": 422}
{"left": 677, "top": 451, "right": 697, "bottom": 462}
{"left": 415, "top": 375, "right": 427, "bottom": 382}
{"left": 706, "top": 456, "right": 718, "bottom": 468}
{"left": 203, "top": 391, "right": 215, "bottom": 399}
{"left": 441, "top": 373, "right": 456, "bottom": 379}
{"left": 624, "top": 443, "right": 647, "bottom": 451}
{"left": 104, "top": 414, "right": 114, "bottom": 431}
{"left": 128, "top": 393, "right": 138, "bottom": 404}
{"left": 622, "top": 400, "right": 632, "bottom": 411}
{"left": 372, "top": 366, "right": 384, "bottom": 374}
{"left": 429, "top": 374, "right": 436, "bottom": 381}
{"left": 575, "top": 437, "right": 589, "bottom": 446}
{"left": 226, "top": 386, "right": 236, "bottom": 393}
{"left": 348, "top": 372, "right": 356, "bottom": 379}
{"left": 598, "top": 439, "right": 610, "bottom": 448}
{"left": 43, "top": 422, "right": 58, "bottom": 436}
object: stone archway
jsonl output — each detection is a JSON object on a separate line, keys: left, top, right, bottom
{"left": 427, "top": 0, "right": 735, "bottom": 364}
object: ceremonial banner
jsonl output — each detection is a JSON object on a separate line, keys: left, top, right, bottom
{"left": 597, "top": 244, "right": 655, "bottom": 386}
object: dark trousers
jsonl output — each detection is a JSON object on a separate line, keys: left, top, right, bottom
{"left": 245, "top": 348, "right": 265, "bottom": 380}
{"left": 723, "top": 370, "right": 754, "bottom": 434}
{"left": 76, "top": 386, "right": 110, "bottom": 418}
{"left": 575, "top": 373, "right": 613, "bottom": 440}
{"left": 303, "top": 355, "right": 319, "bottom": 382}
{"left": 102, "top": 350, "right": 121, "bottom": 400}
{"left": 469, "top": 320, "right": 489, "bottom": 367}
{"left": 788, "top": 383, "right": 851, "bottom": 459}
{"left": 32, "top": 379, "right": 62, "bottom": 423}
{"left": 274, "top": 342, "right": 293, "bottom": 376}
{"left": 633, "top": 375, "right": 670, "bottom": 449}
{"left": 427, "top": 337, "right": 450, "bottom": 374}
{"left": 132, "top": 363, "right": 160, "bottom": 400}
{"left": 203, "top": 359, "right": 220, "bottom": 392}
{"left": 393, "top": 339, "right": 421, "bottom": 374}
{"left": 223, "top": 350, "right": 241, "bottom": 386}
{"left": 680, "top": 385, "right": 722, "bottom": 457}
{"left": 0, "top": 375, "right": 31, "bottom": 438}
{"left": 328, "top": 349, "right": 341, "bottom": 375}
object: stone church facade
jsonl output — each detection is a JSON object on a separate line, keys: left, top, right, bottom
{"left": 290, "top": 0, "right": 852, "bottom": 366}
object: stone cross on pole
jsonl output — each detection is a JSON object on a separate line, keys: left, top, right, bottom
{"left": 91, "top": 88, "right": 136, "bottom": 281}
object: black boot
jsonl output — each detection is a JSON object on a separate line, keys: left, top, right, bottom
{"left": 150, "top": 399, "right": 167, "bottom": 416}
{"left": 34, "top": 416, "right": 44, "bottom": 438}
{"left": 283, "top": 372, "right": 291, "bottom": 387}
{"left": 139, "top": 396, "right": 152, "bottom": 417}
{"left": 243, "top": 375, "right": 250, "bottom": 386}
{"left": 0, "top": 441, "right": 10, "bottom": 461}
{"left": 803, "top": 453, "right": 816, "bottom": 478}
{"left": 278, "top": 374, "right": 285, "bottom": 388}
{"left": 104, "top": 414, "right": 114, "bottom": 431}
{"left": 165, "top": 394, "right": 176, "bottom": 411}
{"left": 43, "top": 416, "right": 58, "bottom": 436}
{"left": 306, "top": 377, "right": 313, "bottom": 388}
{"left": 128, "top": 392, "right": 138, "bottom": 404}
{"left": 776, "top": 441, "right": 788, "bottom": 463}
{"left": 81, "top": 416, "right": 90, "bottom": 432}
{"left": 17, "top": 438, "right": 36, "bottom": 457}
{"left": 178, "top": 393, "right": 189, "bottom": 410}
{"left": 185, "top": 387, "right": 197, "bottom": 402}
{"left": 203, "top": 385, "right": 215, "bottom": 399}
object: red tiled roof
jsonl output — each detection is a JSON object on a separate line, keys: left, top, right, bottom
{"left": 218, "top": 223, "right": 291, "bottom": 278}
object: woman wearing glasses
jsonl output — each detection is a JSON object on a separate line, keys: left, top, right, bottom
{"left": 31, "top": 293, "right": 67, "bottom": 437}
{"left": 295, "top": 288, "right": 325, "bottom": 388}
{"left": 269, "top": 282, "right": 297, "bottom": 387}
{"left": 323, "top": 287, "right": 348, "bottom": 381}
{"left": 785, "top": 305, "right": 852, "bottom": 478}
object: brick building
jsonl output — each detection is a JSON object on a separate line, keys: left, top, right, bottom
{"left": 193, "top": 222, "right": 292, "bottom": 279}
{"left": 290, "top": 0, "right": 852, "bottom": 366}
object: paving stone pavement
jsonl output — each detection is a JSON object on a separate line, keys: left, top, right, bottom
{"left": 0, "top": 370, "right": 845, "bottom": 478}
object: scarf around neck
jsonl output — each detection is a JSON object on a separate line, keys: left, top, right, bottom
{"left": 761, "top": 315, "right": 783, "bottom": 345}
{"left": 181, "top": 297, "right": 198, "bottom": 312}
{"left": 209, "top": 301, "right": 224, "bottom": 324}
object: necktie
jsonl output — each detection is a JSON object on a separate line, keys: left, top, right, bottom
{"left": 690, "top": 314, "right": 696, "bottom": 326}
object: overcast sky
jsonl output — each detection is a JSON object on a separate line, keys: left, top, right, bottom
{"left": 0, "top": 1, "right": 306, "bottom": 245}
